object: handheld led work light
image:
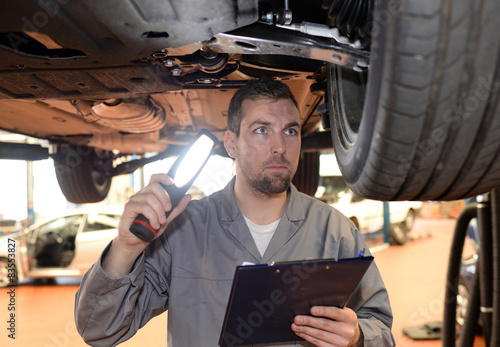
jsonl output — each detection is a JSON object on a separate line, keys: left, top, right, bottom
{"left": 129, "top": 129, "right": 218, "bottom": 242}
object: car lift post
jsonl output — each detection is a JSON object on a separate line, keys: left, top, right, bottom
{"left": 441, "top": 187, "right": 500, "bottom": 346}
{"left": 383, "top": 201, "right": 390, "bottom": 244}
{"left": 27, "top": 160, "right": 35, "bottom": 226}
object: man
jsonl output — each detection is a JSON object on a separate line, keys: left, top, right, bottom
{"left": 75, "top": 78, "right": 395, "bottom": 346}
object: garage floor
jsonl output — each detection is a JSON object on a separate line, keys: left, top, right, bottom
{"left": 0, "top": 217, "right": 487, "bottom": 346}
{"left": 375, "top": 218, "right": 485, "bottom": 347}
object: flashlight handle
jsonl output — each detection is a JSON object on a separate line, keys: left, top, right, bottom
{"left": 129, "top": 214, "right": 158, "bottom": 243}
{"left": 129, "top": 183, "right": 191, "bottom": 242}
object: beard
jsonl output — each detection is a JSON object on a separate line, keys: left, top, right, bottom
{"left": 246, "top": 156, "right": 296, "bottom": 195}
{"left": 249, "top": 174, "right": 291, "bottom": 195}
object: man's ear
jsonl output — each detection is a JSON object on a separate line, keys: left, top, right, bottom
{"left": 224, "top": 130, "right": 237, "bottom": 158}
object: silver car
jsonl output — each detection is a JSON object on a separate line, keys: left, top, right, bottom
{"left": 0, "top": 209, "right": 120, "bottom": 287}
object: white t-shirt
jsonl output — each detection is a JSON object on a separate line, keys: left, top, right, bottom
{"left": 243, "top": 216, "right": 281, "bottom": 257}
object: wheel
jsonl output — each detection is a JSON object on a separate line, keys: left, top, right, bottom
{"left": 388, "top": 223, "right": 408, "bottom": 246}
{"left": 292, "top": 152, "right": 320, "bottom": 196}
{"left": 53, "top": 145, "right": 113, "bottom": 203}
{"left": 404, "top": 209, "right": 417, "bottom": 231}
{"left": 0, "top": 258, "right": 16, "bottom": 287}
{"left": 456, "top": 257, "right": 483, "bottom": 333}
{"left": 456, "top": 276, "right": 470, "bottom": 328}
{"left": 327, "top": 0, "right": 500, "bottom": 201}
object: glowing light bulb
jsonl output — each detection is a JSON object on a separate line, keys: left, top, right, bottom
{"left": 173, "top": 134, "right": 215, "bottom": 187}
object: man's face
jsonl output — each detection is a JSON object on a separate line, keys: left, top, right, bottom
{"left": 225, "top": 98, "right": 301, "bottom": 195}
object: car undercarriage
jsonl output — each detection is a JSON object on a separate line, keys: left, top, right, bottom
{"left": 1, "top": 0, "right": 500, "bottom": 204}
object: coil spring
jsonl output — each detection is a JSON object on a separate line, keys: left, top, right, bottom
{"left": 322, "top": 0, "right": 373, "bottom": 39}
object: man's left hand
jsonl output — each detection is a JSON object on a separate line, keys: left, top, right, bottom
{"left": 291, "top": 306, "right": 362, "bottom": 347}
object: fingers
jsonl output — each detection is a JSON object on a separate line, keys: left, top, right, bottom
{"left": 291, "top": 307, "right": 359, "bottom": 347}
{"left": 149, "top": 173, "right": 173, "bottom": 186}
{"left": 292, "top": 319, "right": 339, "bottom": 347}
{"left": 311, "top": 306, "right": 356, "bottom": 322}
{"left": 128, "top": 176, "right": 174, "bottom": 229}
{"left": 120, "top": 174, "right": 191, "bottom": 239}
{"left": 292, "top": 315, "right": 344, "bottom": 347}
{"left": 166, "top": 194, "right": 192, "bottom": 224}
{"left": 125, "top": 192, "right": 166, "bottom": 230}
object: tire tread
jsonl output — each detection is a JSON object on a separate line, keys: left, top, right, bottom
{"left": 332, "top": 0, "right": 500, "bottom": 201}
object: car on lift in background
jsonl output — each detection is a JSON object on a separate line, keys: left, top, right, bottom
{"left": 0, "top": 209, "right": 119, "bottom": 287}
{"left": 0, "top": 219, "right": 24, "bottom": 237}
{"left": 315, "top": 153, "right": 422, "bottom": 245}
{"left": 0, "top": 0, "right": 499, "bottom": 205}
{"left": 317, "top": 176, "right": 422, "bottom": 245}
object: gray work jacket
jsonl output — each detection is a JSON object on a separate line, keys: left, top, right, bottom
{"left": 75, "top": 178, "right": 395, "bottom": 346}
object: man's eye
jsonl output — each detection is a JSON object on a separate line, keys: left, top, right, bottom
{"left": 255, "top": 128, "right": 267, "bottom": 134}
{"left": 285, "top": 128, "right": 298, "bottom": 135}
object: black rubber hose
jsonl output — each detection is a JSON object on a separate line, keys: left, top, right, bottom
{"left": 442, "top": 204, "right": 477, "bottom": 347}
{"left": 322, "top": 0, "right": 373, "bottom": 38}
{"left": 477, "top": 201, "right": 493, "bottom": 345}
{"left": 490, "top": 189, "right": 500, "bottom": 347}
{"left": 457, "top": 263, "right": 480, "bottom": 347}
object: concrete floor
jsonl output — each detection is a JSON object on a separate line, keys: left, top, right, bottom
{"left": 0, "top": 217, "right": 486, "bottom": 346}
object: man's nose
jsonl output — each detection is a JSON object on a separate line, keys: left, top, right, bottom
{"left": 271, "top": 133, "right": 286, "bottom": 155}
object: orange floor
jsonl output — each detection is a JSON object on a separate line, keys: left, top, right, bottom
{"left": 375, "top": 218, "right": 485, "bottom": 347}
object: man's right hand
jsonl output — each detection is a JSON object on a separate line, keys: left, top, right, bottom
{"left": 102, "top": 173, "right": 192, "bottom": 278}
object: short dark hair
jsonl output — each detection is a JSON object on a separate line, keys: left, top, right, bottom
{"left": 227, "top": 78, "right": 299, "bottom": 137}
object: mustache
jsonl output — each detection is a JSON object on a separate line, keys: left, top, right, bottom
{"left": 263, "top": 156, "right": 291, "bottom": 168}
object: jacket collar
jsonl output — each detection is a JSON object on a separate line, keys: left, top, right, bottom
{"left": 220, "top": 177, "right": 306, "bottom": 263}
{"left": 221, "top": 177, "right": 305, "bottom": 222}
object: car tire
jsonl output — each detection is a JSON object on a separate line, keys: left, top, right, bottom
{"left": 388, "top": 222, "right": 408, "bottom": 246}
{"left": 456, "top": 275, "right": 471, "bottom": 329}
{"left": 328, "top": 0, "right": 500, "bottom": 201}
{"left": 53, "top": 145, "right": 113, "bottom": 203}
{"left": 292, "top": 152, "right": 320, "bottom": 197}
{"left": 0, "top": 257, "right": 15, "bottom": 287}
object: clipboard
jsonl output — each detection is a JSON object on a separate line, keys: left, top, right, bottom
{"left": 218, "top": 256, "right": 374, "bottom": 347}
